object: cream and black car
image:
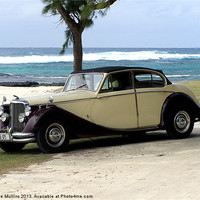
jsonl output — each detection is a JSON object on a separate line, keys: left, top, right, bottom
{"left": 0, "top": 67, "right": 200, "bottom": 153}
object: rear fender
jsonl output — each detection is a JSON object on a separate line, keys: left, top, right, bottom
{"left": 160, "top": 92, "right": 200, "bottom": 128}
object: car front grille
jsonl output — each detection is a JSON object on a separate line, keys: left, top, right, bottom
{"left": 10, "top": 101, "right": 25, "bottom": 133}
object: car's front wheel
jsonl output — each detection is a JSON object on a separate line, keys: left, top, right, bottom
{"left": 165, "top": 107, "right": 194, "bottom": 139}
{"left": 36, "top": 118, "right": 70, "bottom": 153}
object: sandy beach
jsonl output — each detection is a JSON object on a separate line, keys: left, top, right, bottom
{"left": 0, "top": 86, "right": 62, "bottom": 103}
{"left": 0, "top": 125, "right": 199, "bottom": 200}
{"left": 0, "top": 86, "right": 200, "bottom": 199}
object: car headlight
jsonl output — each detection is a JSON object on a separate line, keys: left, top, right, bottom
{"left": 25, "top": 105, "right": 31, "bottom": 117}
{"left": 1, "top": 113, "right": 9, "bottom": 122}
{"left": 0, "top": 106, "right": 4, "bottom": 116}
{"left": 18, "top": 113, "right": 26, "bottom": 123}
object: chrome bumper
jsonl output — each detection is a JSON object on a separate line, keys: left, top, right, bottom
{"left": 0, "top": 132, "right": 35, "bottom": 143}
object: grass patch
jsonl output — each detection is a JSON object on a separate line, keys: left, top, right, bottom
{"left": 0, "top": 143, "right": 51, "bottom": 175}
{"left": 0, "top": 137, "right": 118, "bottom": 175}
{"left": 176, "top": 80, "right": 200, "bottom": 101}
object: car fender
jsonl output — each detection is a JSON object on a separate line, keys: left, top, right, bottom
{"left": 23, "top": 105, "right": 69, "bottom": 134}
{"left": 160, "top": 92, "right": 200, "bottom": 128}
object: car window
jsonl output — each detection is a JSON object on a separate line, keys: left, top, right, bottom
{"left": 100, "top": 71, "right": 133, "bottom": 93}
{"left": 64, "top": 73, "right": 103, "bottom": 92}
{"left": 134, "top": 71, "right": 165, "bottom": 88}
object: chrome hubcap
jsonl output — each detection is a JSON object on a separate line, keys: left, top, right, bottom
{"left": 49, "top": 128, "right": 62, "bottom": 143}
{"left": 45, "top": 123, "right": 66, "bottom": 148}
{"left": 174, "top": 111, "right": 190, "bottom": 133}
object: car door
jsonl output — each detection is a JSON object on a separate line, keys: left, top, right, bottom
{"left": 134, "top": 70, "right": 171, "bottom": 128}
{"left": 91, "top": 71, "right": 138, "bottom": 130}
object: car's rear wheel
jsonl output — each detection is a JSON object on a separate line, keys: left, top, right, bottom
{"left": 165, "top": 106, "right": 194, "bottom": 139}
{"left": 36, "top": 118, "right": 70, "bottom": 153}
{"left": 0, "top": 143, "right": 26, "bottom": 152}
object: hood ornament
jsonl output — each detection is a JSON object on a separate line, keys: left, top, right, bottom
{"left": 13, "top": 95, "right": 19, "bottom": 100}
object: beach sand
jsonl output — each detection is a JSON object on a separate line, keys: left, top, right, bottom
{"left": 0, "top": 125, "right": 200, "bottom": 200}
{"left": 0, "top": 86, "right": 62, "bottom": 103}
{"left": 0, "top": 86, "right": 200, "bottom": 199}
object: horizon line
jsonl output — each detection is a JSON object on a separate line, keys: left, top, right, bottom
{"left": 0, "top": 47, "right": 200, "bottom": 49}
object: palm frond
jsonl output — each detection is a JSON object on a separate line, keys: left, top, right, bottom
{"left": 60, "top": 28, "right": 73, "bottom": 55}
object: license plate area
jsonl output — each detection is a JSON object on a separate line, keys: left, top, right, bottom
{"left": 0, "top": 133, "right": 11, "bottom": 142}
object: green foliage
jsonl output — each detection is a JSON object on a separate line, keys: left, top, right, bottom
{"left": 65, "top": 0, "right": 85, "bottom": 13}
{"left": 42, "top": 0, "right": 60, "bottom": 15}
{"left": 42, "top": 0, "right": 110, "bottom": 27}
{"left": 41, "top": 0, "right": 117, "bottom": 54}
{"left": 60, "top": 28, "right": 73, "bottom": 55}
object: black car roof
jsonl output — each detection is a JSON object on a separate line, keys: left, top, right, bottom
{"left": 71, "top": 66, "right": 171, "bottom": 84}
{"left": 72, "top": 66, "right": 161, "bottom": 74}
{"left": 71, "top": 66, "right": 133, "bottom": 74}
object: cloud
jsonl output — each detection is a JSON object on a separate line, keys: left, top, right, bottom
{"left": 0, "top": 0, "right": 42, "bottom": 21}
{"left": 1, "top": 0, "right": 200, "bottom": 47}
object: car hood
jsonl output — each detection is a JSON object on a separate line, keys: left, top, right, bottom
{"left": 23, "top": 90, "right": 96, "bottom": 106}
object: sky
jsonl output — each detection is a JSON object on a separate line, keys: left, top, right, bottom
{"left": 0, "top": 0, "right": 200, "bottom": 48}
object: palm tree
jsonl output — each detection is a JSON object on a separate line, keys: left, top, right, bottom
{"left": 42, "top": 0, "right": 117, "bottom": 71}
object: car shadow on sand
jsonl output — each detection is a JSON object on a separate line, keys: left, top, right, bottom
{"left": 66, "top": 131, "right": 200, "bottom": 153}
{"left": 11, "top": 131, "right": 200, "bottom": 154}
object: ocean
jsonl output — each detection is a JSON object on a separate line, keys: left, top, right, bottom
{"left": 0, "top": 48, "right": 200, "bottom": 84}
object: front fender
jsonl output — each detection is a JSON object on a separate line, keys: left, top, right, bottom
{"left": 23, "top": 106, "right": 64, "bottom": 134}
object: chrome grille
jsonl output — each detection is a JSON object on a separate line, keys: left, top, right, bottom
{"left": 10, "top": 102, "right": 25, "bottom": 133}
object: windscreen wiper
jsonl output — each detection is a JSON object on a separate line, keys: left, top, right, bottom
{"left": 75, "top": 84, "right": 87, "bottom": 90}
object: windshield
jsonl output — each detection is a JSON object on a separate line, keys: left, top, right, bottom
{"left": 63, "top": 73, "right": 104, "bottom": 92}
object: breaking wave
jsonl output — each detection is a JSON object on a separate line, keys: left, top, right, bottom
{"left": 0, "top": 51, "right": 200, "bottom": 64}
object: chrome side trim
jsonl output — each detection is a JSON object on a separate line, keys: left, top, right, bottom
{"left": 108, "top": 125, "right": 159, "bottom": 132}
{"left": 97, "top": 92, "right": 134, "bottom": 99}
{"left": 97, "top": 90, "right": 175, "bottom": 99}
{"left": 135, "top": 90, "right": 175, "bottom": 94}
{"left": 33, "top": 90, "right": 175, "bottom": 106}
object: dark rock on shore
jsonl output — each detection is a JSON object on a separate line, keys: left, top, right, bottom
{"left": 0, "top": 81, "right": 39, "bottom": 87}
{"left": 39, "top": 82, "right": 65, "bottom": 86}
{"left": 0, "top": 82, "right": 65, "bottom": 87}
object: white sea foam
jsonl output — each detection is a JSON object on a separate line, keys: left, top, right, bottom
{"left": 166, "top": 74, "right": 190, "bottom": 78}
{"left": 0, "top": 51, "right": 200, "bottom": 64}
{"left": 0, "top": 55, "right": 74, "bottom": 64}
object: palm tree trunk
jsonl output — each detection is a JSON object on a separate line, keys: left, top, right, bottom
{"left": 73, "top": 32, "right": 83, "bottom": 72}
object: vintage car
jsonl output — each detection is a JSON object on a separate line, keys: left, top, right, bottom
{"left": 0, "top": 67, "right": 200, "bottom": 153}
